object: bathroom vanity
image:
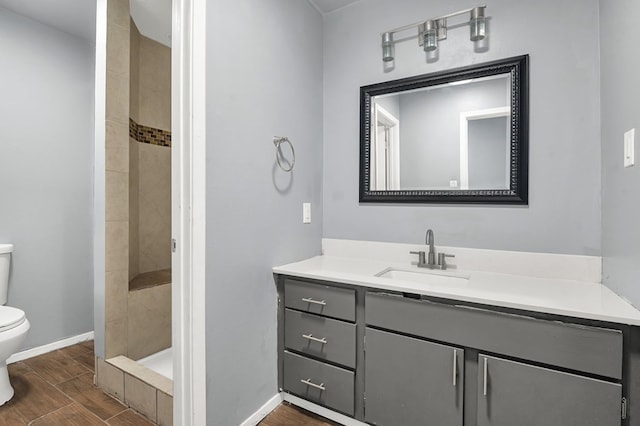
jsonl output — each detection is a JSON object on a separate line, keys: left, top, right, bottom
{"left": 274, "top": 242, "right": 640, "bottom": 426}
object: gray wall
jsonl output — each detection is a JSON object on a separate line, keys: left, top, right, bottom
{"left": 375, "top": 94, "right": 400, "bottom": 119}
{"left": 398, "top": 78, "right": 508, "bottom": 189}
{"left": 600, "top": 0, "right": 640, "bottom": 307}
{"left": 323, "top": 0, "right": 602, "bottom": 255}
{"left": 468, "top": 116, "right": 509, "bottom": 189}
{"left": 205, "top": 1, "right": 323, "bottom": 424}
{"left": 0, "top": 7, "right": 95, "bottom": 349}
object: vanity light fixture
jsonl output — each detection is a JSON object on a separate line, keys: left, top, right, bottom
{"left": 469, "top": 6, "right": 486, "bottom": 41}
{"left": 380, "top": 5, "right": 487, "bottom": 63}
{"left": 381, "top": 32, "right": 394, "bottom": 62}
{"left": 420, "top": 20, "right": 438, "bottom": 52}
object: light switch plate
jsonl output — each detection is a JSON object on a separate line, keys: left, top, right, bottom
{"left": 303, "top": 203, "right": 311, "bottom": 224}
{"left": 624, "top": 128, "right": 635, "bottom": 168}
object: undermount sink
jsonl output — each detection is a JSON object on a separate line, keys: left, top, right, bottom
{"left": 375, "top": 267, "right": 470, "bottom": 286}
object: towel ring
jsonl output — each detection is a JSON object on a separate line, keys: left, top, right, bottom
{"left": 273, "top": 136, "right": 295, "bottom": 172}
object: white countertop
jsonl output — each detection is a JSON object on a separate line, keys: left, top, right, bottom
{"left": 273, "top": 255, "right": 640, "bottom": 326}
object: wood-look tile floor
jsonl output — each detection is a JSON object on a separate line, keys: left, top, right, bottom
{"left": 259, "top": 402, "right": 339, "bottom": 426}
{"left": 0, "top": 341, "right": 155, "bottom": 426}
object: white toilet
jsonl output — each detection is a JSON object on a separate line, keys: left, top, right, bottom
{"left": 0, "top": 244, "right": 30, "bottom": 405}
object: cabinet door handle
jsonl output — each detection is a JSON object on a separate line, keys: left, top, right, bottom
{"left": 301, "top": 378, "right": 326, "bottom": 391}
{"left": 301, "top": 297, "right": 326, "bottom": 306}
{"left": 452, "top": 349, "right": 457, "bottom": 387}
{"left": 483, "top": 357, "right": 488, "bottom": 396}
{"left": 302, "top": 334, "right": 328, "bottom": 344}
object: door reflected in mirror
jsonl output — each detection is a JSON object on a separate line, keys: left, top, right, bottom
{"left": 360, "top": 56, "right": 529, "bottom": 204}
{"left": 370, "top": 74, "right": 511, "bottom": 192}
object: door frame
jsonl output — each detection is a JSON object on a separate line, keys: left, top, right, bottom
{"left": 371, "top": 103, "right": 400, "bottom": 190}
{"left": 171, "top": 0, "right": 207, "bottom": 424}
{"left": 459, "top": 106, "right": 510, "bottom": 190}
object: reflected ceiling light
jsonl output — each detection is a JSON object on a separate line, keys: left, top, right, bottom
{"left": 448, "top": 79, "right": 474, "bottom": 86}
{"left": 380, "top": 5, "right": 487, "bottom": 63}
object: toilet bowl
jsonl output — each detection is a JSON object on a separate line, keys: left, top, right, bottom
{"left": 0, "top": 244, "right": 30, "bottom": 406}
{"left": 0, "top": 308, "right": 29, "bottom": 405}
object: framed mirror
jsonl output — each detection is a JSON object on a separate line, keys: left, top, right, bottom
{"left": 360, "top": 55, "right": 529, "bottom": 204}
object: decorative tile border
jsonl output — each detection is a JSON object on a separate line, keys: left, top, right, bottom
{"left": 129, "top": 118, "right": 171, "bottom": 147}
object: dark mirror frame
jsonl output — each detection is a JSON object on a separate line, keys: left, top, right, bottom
{"left": 359, "top": 55, "right": 529, "bottom": 204}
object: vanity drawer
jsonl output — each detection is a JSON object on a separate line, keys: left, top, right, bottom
{"left": 285, "top": 309, "right": 356, "bottom": 368}
{"left": 285, "top": 279, "right": 355, "bottom": 321}
{"left": 283, "top": 351, "right": 355, "bottom": 416}
{"left": 366, "top": 292, "right": 623, "bottom": 380}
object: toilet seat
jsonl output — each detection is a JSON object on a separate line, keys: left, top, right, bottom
{"left": 0, "top": 307, "right": 25, "bottom": 333}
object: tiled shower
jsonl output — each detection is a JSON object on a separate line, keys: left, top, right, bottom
{"left": 128, "top": 18, "right": 172, "bottom": 361}
{"left": 97, "top": 0, "right": 173, "bottom": 423}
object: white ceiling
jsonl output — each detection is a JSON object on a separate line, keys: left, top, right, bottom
{"left": 0, "top": 0, "right": 171, "bottom": 47}
{"left": 130, "top": 0, "right": 172, "bottom": 47}
{"left": 0, "top": 0, "right": 96, "bottom": 42}
{"left": 0, "top": 0, "right": 359, "bottom": 47}
{"left": 310, "top": 0, "right": 361, "bottom": 14}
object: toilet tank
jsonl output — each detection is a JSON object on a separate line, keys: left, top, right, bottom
{"left": 0, "top": 244, "right": 13, "bottom": 305}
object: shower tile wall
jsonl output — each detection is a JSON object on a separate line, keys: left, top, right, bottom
{"left": 128, "top": 19, "right": 172, "bottom": 360}
{"left": 138, "top": 142, "right": 171, "bottom": 274}
{"left": 99, "top": 0, "right": 173, "bottom": 399}
{"left": 138, "top": 36, "right": 171, "bottom": 131}
{"left": 104, "top": 0, "right": 131, "bottom": 360}
{"left": 128, "top": 283, "right": 172, "bottom": 360}
{"left": 129, "top": 19, "right": 140, "bottom": 282}
{"left": 129, "top": 22, "right": 171, "bottom": 276}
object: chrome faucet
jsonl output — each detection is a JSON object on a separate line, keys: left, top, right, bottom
{"left": 410, "top": 228, "right": 455, "bottom": 270}
{"left": 425, "top": 229, "right": 436, "bottom": 267}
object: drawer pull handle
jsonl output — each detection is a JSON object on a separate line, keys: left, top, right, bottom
{"left": 301, "top": 378, "right": 326, "bottom": 391}
{"left": 452, "top": 349, "right": 457, "bottom": 387}
{"left": 483, "top": 357, "right": 488, "bottom": 396}
{"left": 301, "top": 297, "right": 326, "bottom": 306}
{"left": 302, "top": 334, "right": 328, "bottom": 344}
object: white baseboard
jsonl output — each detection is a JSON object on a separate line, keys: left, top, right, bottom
{"left": 282, "top": 393, "right": 368, "bottom": 426}
{"left": 239, "top": 393, "right": 283, "bottom": 426}
{"left": 7, "top": 331, "right": 94, "bottom": 364}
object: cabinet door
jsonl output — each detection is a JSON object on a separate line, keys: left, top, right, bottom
{"left": 364, "top": 327, "right": 463, "bottom": 426}
{"left": 477, "top": 354, "right": 621, "bottom": 426}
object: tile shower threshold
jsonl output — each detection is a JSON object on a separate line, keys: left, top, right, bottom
{"left": 106, "top": 355, "right": 173, "bottom": 397}
{"left": 97, "top": 354, "right": 174, "bottom": 424}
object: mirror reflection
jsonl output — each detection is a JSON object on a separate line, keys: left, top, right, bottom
{"left": 370, "top": 74, "right": 511, "bottom": 191}
{"left": 360, "top": 55, "right": 528, "bottom": 204}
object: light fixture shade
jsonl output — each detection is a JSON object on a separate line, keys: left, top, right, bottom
{"left": 470, "top": 7, "right": 486, "bottom": 41}
{"left": 381, "top": 32, "right": 394, "bottom": 62}
{"left": 423, "top": 20, "right": 437, "bottom": 52}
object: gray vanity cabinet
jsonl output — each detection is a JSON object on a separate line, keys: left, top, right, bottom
{"left": 283, "top": 351, "right": 355, "bottom": 416}
{"left": 278, "top": 277, "right": 635, "bottom": 425}
{"left": 284, "top": 279, "right": 355, "bottom": 321}
{"left": 280, "top": 278, "right": 357, "bottom": 416}
{"left": 364, "top": 327, "right": 464, "bottom": 426}
{"left": 477, "top": 354, "right": 622, "bottom": 426}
